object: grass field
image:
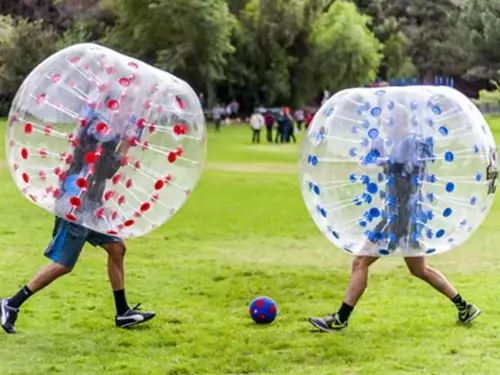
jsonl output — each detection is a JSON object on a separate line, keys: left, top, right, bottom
{"left": 1, "top": 118, "right": 500, "bottom": 375}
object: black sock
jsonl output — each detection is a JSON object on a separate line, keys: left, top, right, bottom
{"left": 8, "top": 285, "right": 33, "bottom": 309}
{"left": 451, "top": 294, "right": 467, "bottom": 311}
{"left": 337, "top": 302, "right": 354, "bottom": 323}
{"left": 113, "top": 289, "right": 130, "bottom": 315}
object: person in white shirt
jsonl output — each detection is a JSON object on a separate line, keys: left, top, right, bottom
{"left": 295, "top": 109, "right": 305, "bottom": 131}
{"left": 250, "top": 110, "right": 265, "bottom": 144}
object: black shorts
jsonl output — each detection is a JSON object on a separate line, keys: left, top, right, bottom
{"left": 44, "top": 218, "right": 122, "bottom": 268}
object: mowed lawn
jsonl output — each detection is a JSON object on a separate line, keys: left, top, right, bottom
{"left": 1, "top": 118, "right": 500, "bottom": 375}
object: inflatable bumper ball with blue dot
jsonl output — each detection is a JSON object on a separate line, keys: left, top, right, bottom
{"left": 300, "top": 86, "right": 498, "bottom": 257}
{"left": 249, "top": 297, "right": 278, "bottom": 324}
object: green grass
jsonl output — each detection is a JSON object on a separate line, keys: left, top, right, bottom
{"left": 1, "top": 119, "right": 500, "bottom": 375}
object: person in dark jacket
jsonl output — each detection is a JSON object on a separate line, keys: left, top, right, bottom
{"left": 264, "top": 111, "right": 275, "bottom": 143}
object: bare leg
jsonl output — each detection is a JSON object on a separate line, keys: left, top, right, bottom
{"left": 404, "top": 257, "right": 457, "bottom": 299}
{"left": 102, "top": 242, "right": 126, "bottom": 291}
{"left": 344, "top": 256, "right": 379, "bottom": 306}
{"left": 27, "top": 263, "right": 72, "bottom": 293}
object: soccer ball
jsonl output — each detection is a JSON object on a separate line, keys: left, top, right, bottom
{"left": 249, "top": 296, "right": 277, "bottom": 324}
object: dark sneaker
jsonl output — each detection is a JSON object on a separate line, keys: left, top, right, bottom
{"left": 1, "top": 299, "right": 19, "bottom": 334}
{"left": 115, "top": 303, "right": 155, "bottom": 328}
{"left": 308, "top": 313, "right": 348, "bottom": 332}
{"left": 458, "top": 304, "right": 481, "bottom": 325}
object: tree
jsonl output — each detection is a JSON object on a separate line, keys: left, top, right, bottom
{"left": 0, "top": 15, "right": 57, "bottom": 114}
{"left": 460, "top": 0, "right": 500, "bottom": 79}
{"left": 221, "top": 0, "right": 305, "bottom": 109}
{"left": 103, "top": 0, "right": 235, "bottom": 105}
{"left": 308, "top": 1, "right": 382, "bottom": 92}
{"left": 390, "top": 0, "right": 469, "bottom": 79}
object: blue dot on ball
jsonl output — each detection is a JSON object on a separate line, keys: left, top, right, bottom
{"left": 473, "top": 145, "right": 480, "bottom": 154}
{"left": 426, "top": 248, "right": 436, "bottom": 255}
{"left": 359, "top": 220, "right": 367, "bottom": 228}
{"left": 378, "top": 249, "right": 390, "bottom": 256}
{"left": 361, "top": 120, "right": 370, "bottom": 129}
{"left": 325, "top": 108, "right": 334, "bottom": 117}
{"left": 313, "top": 185, "right": 320, "bottom": 196}
{"left": 443, "top": 207, "right": 452, "bottom": 217}
{"left": 311, "top": 155, "right": 319, "bottom": 166}
{"left": 436, "top": 229, "right": 445, "bottom": 238}
{"left": 470, "top": 196, "right": 477, "bottom": 206}
{"left": 368, "top": 128, "right": 379, "bottom": 139}
{"left": 426, "top": 229, "right": 433, "bottom": 239}
{"left": 444, "top": 151, "right": 454, "bottom": 162}
{"left": 439, "top": 126, "right": 448, "bottom": 136}
{"left": 249, "top": 297, "right": 278, "bottom": 324}
{"left": 349, "top": 147, "right": 358, "bottom": 157}
{"left": 475, "top": 173, "right": 482, "bottom": 182}
{"left": 369, "top": 207, "right": 381, "bottom": 218}
{"left": 371, "top": 107, "right": 382, "bottom": 117}
{"left": 367, "top": 182, "right": 378, "bottom": 194}
{"left": 445, "top": 182, "right": 455, "bottom": 193}
{"left": 432, "top": 106, "right": 442, "bottom": 115}
{"left": 349, "top": 173, "right": 357, "bottom": 183}
{"left": 319, "top": 208, "right": 327, "bottom": 218}
{"left": 351, "top": 126, "right": 358, "bottom": 134}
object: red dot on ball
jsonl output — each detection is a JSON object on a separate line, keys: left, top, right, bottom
{"left": 96, "top": 208, "right": 105, "bottom": 219}
{"left": 111, "top": 211, "right": 119, "bottom": 220}
{"left": 118, "top": 196, "right": 126, "bottom": 205}
{"left": 43, "top": 125, "right": 52, "bottom": 135}
{"left": 118, "top": 77, "right": 130, "bottom": 87}
{"left": 66, "top": 213, "right": 77, "bottom": 221}
{"left": 140, "top": 202, "right": 151, "bottom": 212}
{"left": 112, "top": 174, "right": 123, "bottom": 185}
{"left": 52, "top": 74, "right": 61, "bottom": 83}
{"left": 154, "top": 180, "right": 164, "bottom": 190}
{"left": 65, "top": 154, "right": 73, "bottom": 165}
{"left": 104, "top": 190, "right": 114, "bottom": 201}
{"left": 124, "top": 220, "right": 135, "bottom": 227}
{"left": 120, "top": 157, "right": 129, "bottom": 166}
{"left": 85, "top": 152, "right": 98, "bottom": 164}
{"left": 70, "top": 197, "right": 81, "bottom": 207}
{"left": 269, "top": 306, "right": 276, "bottom": 313}
{"left": 96, "top": 122, "right": 109, "bottom": 134}
{"left": 108, "top": 230, "right": 118, "bottom": 235}
{"left": 22, "top": 173, "right": 29, "bottom": 183}
{"left": 173, "top": 124, "right": 183, "bottom": 135}
{"left": 39, "top": 171, "right": 46, "bottom": 180}
{"left": 53, "top": 188, "right": 61, "bottom": 198}
{"left": 167, "top": 152, "right": 177, "bottom": 163}
{"left": 137, "top": 118, "right": 146, "bottom": 128}
{"left": 36, "top": 94, "right": 46, "bottom": 105}
{"left": 24, "top": 123, "right": 33, "bottom": 134}
{"left": 70, "top": 56, "right": 80, "bottom": 63}
{"left": 128, "top": 62, "right": 139, "bottom": 69}
{"left": 125, "top": 179, "right": 133, "bottom": 189}
{"left": 108, "top": 100, "right": 119, "bottom": 110}
{"left": 255, "top": 299, "right": 264, "bottom": 308}
{"left": 21, "top": 148, "right": 28, "bottom": 160}
{"left": 76, "top": 178, "right": 88, "bottom": 189}
{"left": 39, "top": 149, "right": 48, "bottom": 158}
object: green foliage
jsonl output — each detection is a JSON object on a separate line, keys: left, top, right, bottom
{"left": 460, "top": 0, "right": 500, "bottom": 79}
{"left": 398, "top": 0, "right": 469, "bottom": 78}
{"left": 0, "top": 15, "right": 57, "bottom": 114}
{"left": 309, "top": 1, "right": 382, "bottom": 91}
{"left": 103, "top": 0, "right": 235, "bottom": 99}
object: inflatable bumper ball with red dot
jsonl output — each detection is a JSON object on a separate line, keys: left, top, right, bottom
{"left": 249, "top": 297, "right": 278, "bottom": 324}
{"left": 6, "top": 43, "right": 206, "bottom": 238}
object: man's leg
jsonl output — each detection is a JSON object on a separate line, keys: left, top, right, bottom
{"left": 94, "top": 238, "right": 155, "bottom": 328}
{"left": 405, "top": 257, "right": 481, "bottom": 324}
{"left": 309, "top": 242, "right": 380, "bottom": 332}
{"left": 1, "top": 219, "right": 85, "bottom": 334}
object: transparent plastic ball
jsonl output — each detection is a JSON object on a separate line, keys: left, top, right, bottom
{"left": 6, "top": 43, "right": 206, "bottom": 238}
{"left": 299, "top": 86, "right": 498, "bottom": 256}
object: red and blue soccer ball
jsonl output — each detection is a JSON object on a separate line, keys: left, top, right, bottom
{"left": 249, "top": 296, "right": 278, "bottom": 324}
